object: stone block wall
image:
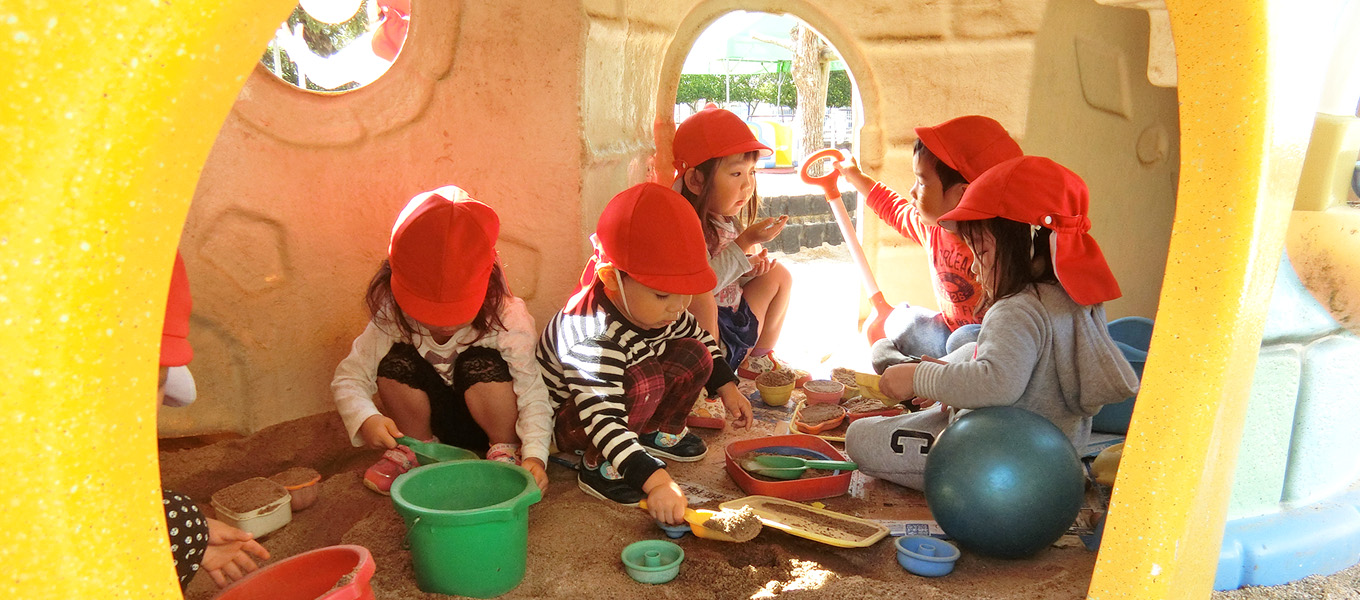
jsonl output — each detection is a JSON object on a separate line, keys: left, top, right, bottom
{"left": 757, "top": 190, "right": 858, "bottom": 254}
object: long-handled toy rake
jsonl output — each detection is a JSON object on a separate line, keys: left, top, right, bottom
{"left": 800, "top": 148, "right": 893, "bottom": 343}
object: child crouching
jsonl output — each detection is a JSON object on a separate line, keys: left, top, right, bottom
{"left": 537, "top": 182, "right": 753, "bottom": 525}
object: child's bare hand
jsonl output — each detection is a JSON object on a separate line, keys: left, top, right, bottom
{"left": 642, "top": 472, "right": 687, "bottom": 525}
{"left": 834, "top": 156, "right": 876, "bottom": 194}
{"left": 737, "top": 216, "right": 788, "bottom": 250}
{"left": 522, "top": 458, "right": 549, "bottom": 493}
{"left": 878, "top": 362, "right": 919, "bottom": 404}
{"left": 718, "top": 383, "right": 753, "bottom": 429}
{"left": 358, "top": 414, "right": 403, "bottom": 449}
{"left": 202, "top": 518, "right": 269, "bottom": 588}
{"left": 744, "top": 249, "right": 775, "bottom": 277}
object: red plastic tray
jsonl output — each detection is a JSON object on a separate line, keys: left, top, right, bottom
{"left": 724, "top": 434, "right": 851, "bottom": 501}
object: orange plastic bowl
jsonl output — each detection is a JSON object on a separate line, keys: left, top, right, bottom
{"left": 213, "top": 545, "right": 375, "bottom": 600}
{"left": 801, "top": 379, "right": 846, "bottom": 404}
{"left": 724, "top": 434, "right": 852, "bottom": 501}
{"left": 792, "top": 404, "right": 847, "bottom": 434}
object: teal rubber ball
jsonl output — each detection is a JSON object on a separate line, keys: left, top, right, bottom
{"left": 924, "top": 406, "right": 1085, "bottom": 558}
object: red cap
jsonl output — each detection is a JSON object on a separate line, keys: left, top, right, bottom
{"left": 388, "top": 186, "right": 499, "bottom": 328}
{"left": 672, "top": 108, "right": 772, "bottom": 176}
{"left": 583, "top": 182, "right": 716, "bottom": 295}
{"left": 160, "top": 252, "right": 193, "bottom": 367}
{"left": 939, "top": 156, "right": 1121, "bottom": 305}
{"left": 914, "top": 116, "right": 1022, "bottom": 182}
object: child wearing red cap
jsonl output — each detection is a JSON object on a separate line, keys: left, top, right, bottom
{"left": 158, "top": 253, "right": 271, "bottom": 590}
{"left": 332, "top": 186, "right": 552, "bottom": 495}
{"left": 672, "top": 107, "right": 794, "bottom": 379}
{"left": 844, "top": 156, "right": 1140, "bottom": 490}
{"left": 538, "top": 182, "right": 754, "bottom": 522}
{"left": 834, "top": 115, "right": 1022, "bottom": 374}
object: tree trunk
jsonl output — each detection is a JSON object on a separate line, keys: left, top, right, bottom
{"left": 791, "top": 24, "right": 832, "bottom": 175}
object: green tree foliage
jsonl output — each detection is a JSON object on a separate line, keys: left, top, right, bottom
{"left": 825, "top": 71, "right": 852, "bottom": 108}
{"left": 259, "top": 1, "right": 373, "bottom": 92}
{"left": 677, "top": 69, "right": 850, "bottom": 114}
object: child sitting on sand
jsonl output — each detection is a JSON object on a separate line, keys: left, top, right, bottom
{"left": 673, "top": 107, "right": 793, "bottom": 378}
{"left": 834, "top": 116, "right": 1022, "bottom": 373}
{"left": 537, "top": 182, "right": 753, "bottom": 525}
{"left": 845, "top": 156, "right": 1140, "bottom": 490}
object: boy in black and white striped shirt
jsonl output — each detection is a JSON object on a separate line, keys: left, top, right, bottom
{"left": 538, "top": 183, "right": 753, "bottom": 525}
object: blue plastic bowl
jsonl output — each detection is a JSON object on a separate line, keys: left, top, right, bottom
{"left": 656, "top": 521, "right": 691, "bottom": 539}
{"left": 621, "top": 540, "right": 684, "bottom": 584}
{"left": 894, "top": 536, "right": 960, "bottom": 577}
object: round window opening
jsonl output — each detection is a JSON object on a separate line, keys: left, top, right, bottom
{"left": 259, "top": 0, "right": 410, "bottom": 93}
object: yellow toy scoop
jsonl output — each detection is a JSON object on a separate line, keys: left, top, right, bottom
{"left": 639, "top": 501, "right": 761, "bottom": 542}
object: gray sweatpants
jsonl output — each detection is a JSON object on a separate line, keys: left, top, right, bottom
{"left": 844, "top": 407, "right": 955, "bottom": 491}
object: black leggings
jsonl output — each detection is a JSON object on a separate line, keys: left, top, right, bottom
{"left": 376, "top": 343, "right": 513, "bottom": 454}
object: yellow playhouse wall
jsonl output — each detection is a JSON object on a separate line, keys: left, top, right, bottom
{"left": 1, "top": 2, "right": 296, "bottom": 597}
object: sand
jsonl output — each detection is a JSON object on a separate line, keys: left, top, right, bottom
{"left": 162, "top": 409, "right": 1090, "bottom": 600}
{"left": 160, "top": 411, "right": 1360, "bottom": 599}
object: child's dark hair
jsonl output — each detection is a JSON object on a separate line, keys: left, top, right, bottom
{"left": 678, "top": 150, "right": 762, "bottom": 246}
{"left": 364, "top": 259, "right": 509, "bottom": 342}
{"left": 955, "top": 217, "right": 1057, "bottom": 310}
{"left": 914, "top": 139, "right": 968, "bottom": 189}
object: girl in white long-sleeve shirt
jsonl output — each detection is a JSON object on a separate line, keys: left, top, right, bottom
{"left": 332, "top": 186, "right": 551, "bottom": 494}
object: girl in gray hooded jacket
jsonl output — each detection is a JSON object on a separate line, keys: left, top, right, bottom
{"left": 844, "top": 155, "right": 1140, "bottom": 491}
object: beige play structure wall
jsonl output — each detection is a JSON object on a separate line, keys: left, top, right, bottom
{"left": 163, "top": 0, "right": 1180, "bottom": 438}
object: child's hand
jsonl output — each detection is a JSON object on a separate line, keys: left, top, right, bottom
{"left": 523, "top": 457, "right": 549, "bottom": 493}
{"left": 202, "top": 518, "right": 270, "bottom": 588}
{"left": 878, "top": 362, "right": 919, "bottom": 404}
{"left": 736, "top": 216, "right": 788, "bottom": 251}
{"left": 744, "top": 249, "right": 775, "bottom": 278}
{"left": 834, "top": 156, "right": 876, "bottom": 195}
{"left": 358, "top": 414, "right": 403, "bottom": 449}
{"left": 642, "top": 470, "right": 687, "bottom": 525}
{"left": 717, "top": 382, "right": 753, "bottom": 429}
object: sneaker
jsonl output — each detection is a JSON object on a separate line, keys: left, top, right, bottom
{"left": 577, "top": 462, "right": 644, "bottom": 505}
{"left": 639, "top": 429, "right": 707, "bottom": 462}
{"left": 737, "top": 351, "right": 783, "bottom": 380}
{"left": 363, "top": 445, "right": 418, "bottom": 495}
{"left": 486, "top": 443, "right": 522, "bottom": 465}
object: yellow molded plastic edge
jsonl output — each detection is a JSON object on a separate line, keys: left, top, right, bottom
{"left": 0, "top": 3, "right": 294, "bottom": 598}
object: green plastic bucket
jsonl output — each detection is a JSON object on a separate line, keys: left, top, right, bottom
{"left": 390, "top": 460, "right": 542, "bottom": 598}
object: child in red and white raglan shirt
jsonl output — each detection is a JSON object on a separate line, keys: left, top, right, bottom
{"left": 332, "top": 186, "right": 552, "bottom": 495}
{"left": 537, "top": 182, "right": 753, "bottom": 526}
{"left": 834, "top": 116, "right": 1022, "bottom": 373}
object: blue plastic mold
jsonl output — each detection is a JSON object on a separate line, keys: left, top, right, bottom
{"left": 894, "top": 536, "right": 960, "bottom": 577}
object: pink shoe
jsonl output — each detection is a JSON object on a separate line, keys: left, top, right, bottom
{"left": 363, "top": 445, "right": 417, "bottom": 495}
{"left": 486, "top": 443, "right": 521, "bottom": 465}
{"left": 738, "top": 351, "right": 784, "bottom": 380}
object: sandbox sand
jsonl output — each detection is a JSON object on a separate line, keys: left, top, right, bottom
{"left": 161, "top": 411, "right": 1360, "bottom": 600}
{"left": 164, "top": 410, "right": 1101, "bottom": 600}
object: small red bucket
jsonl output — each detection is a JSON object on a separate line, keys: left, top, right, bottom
{"left": 213, "top": 544, "right": 375, "bottom": 600}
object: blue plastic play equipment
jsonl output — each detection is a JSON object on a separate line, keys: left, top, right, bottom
{"left": 924, "top": 406, "right": 1086, "bottom": 558}
{"left": 1092, "top": 316, "right": 1153, "bottom": 434}
{"left": 1214, "top": 254, "right": 1360, "bottom": 589}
